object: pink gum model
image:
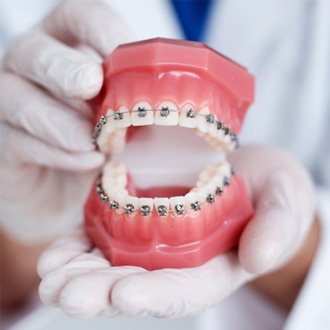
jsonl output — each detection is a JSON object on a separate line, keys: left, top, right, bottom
{"left": 85, "top": 38, "right": 255, "bottom": 270}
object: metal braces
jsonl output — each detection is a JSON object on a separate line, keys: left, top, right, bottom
{"left": 95, "top": 168, "right": 234, "bottom": 217}
{"left": 92, "top": 107, "right": 239, "bottom": 148}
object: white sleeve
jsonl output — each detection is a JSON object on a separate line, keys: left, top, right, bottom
{"left": 285, "top": 188, "right": 330, "bottom": 330}
{"left": 0, "top": 0, "right": 58, "bottom": 57}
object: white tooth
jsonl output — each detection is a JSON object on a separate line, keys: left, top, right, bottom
{"left": 97, "top": 122, "right": 115, "bottom": 154}
{"left": 107, "top": 128, "right": 126, "bottom": 154}
{"left": 215, "top": 162, "right": 231, "bottom": 177}
{"left": 105, "top": 175, "right": 127, "bottom": 188}
{"left": 196, "top": 180, "right": 207, "bottom": 188}
{"left": 216, "top": 128, "right": 232, "bottom": 149}
{"left": 113, "top": 189, "right": 128, "bottom": 215}
{"left": 185, "top": 192, "right": 201, "bottom": 214}
{"left": 103, "top": 162, "right": 126, "bottom": 178}
{"left": 169, "top": 196, "right": 186, "bottom": 216}
{"left": 107, "top": 107, "right": 131, "bottom": 129}
{"left": 103, "top": 184, "right": 122, "bottom": 200}
{"left": 196, "top": 186, "right": 209, "bottom": 204}
{"left": 155, "top": 101, "right": 179, "bottom": 126}
{"left": 213, "top": 174, "right": 225, "bottom": 188}
{"left": 124, "top": 196, "right": 139, "bottom": 216}
{"left": 196, "top": 106, "right": 210, "bottom": 133}
{"left": 209, "top": 115, "right": 218, "bottom": 138}
{"left": 206, "top": 181, "right": 217, "bottom": 195}
{"left": 198, "top": 168, "right": 215, "bottom": 182}
{"left": 139, "top": 198, "right": 154, "bottom": 216}
{"left": 179, "top": 103, "right": 197, "bottom": 128}
{"left": 131, "top": 101, "right": 154, "bottom": 126}
{"left": 154, "top": 197, "right": 170, "bottom": 216}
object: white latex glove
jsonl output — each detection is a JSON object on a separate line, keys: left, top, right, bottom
{"left": 0, "top": 0, "right": 133, "bottom": 243}
{"left": 38, "top": 145, "right": 316, "bottom": 319}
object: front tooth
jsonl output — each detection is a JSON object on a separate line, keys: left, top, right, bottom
{"left": 185, "top": 192, "right": 201, "bottom": 214}
{"left": 108, "top": 107, "right": 131, "bottom": 129}
{"left": 124, "top": 196, "right": 139, "bottom": 216}
{"left": 170, "top": 196, "right": 185, "bottom": 216}
{"left": 179, "top": 103, "right": 197, "bottom": 128}
{"left": 196, "top": 106, "right": 210, "bottom": 133}
{"left": 131, "top": 101, "right": 154, "bottom": 126}
{"left": 155, "top": 101, "right": 179, "bottom": 126}
{"left": 139, "top": 198, "right": 154, "bottom": 216}
{"left": 154, "top": 197, "right": 169, "bottom": 216}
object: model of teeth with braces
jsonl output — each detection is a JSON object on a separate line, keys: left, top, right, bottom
{"left": 84, "top": 38, "right": 255, "bottom": 270}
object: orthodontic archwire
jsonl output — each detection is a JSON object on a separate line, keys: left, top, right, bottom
{"left": 95, "top": 165, "right": 235, "bottom": 217}
{"left": 92, "top": 107, "right": 239, "bottom": 148}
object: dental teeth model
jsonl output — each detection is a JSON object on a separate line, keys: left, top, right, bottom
{"left": 84, "top": 38, "right": 255, "bottom": 270}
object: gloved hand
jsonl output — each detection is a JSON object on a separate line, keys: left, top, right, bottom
{"left": 38, "top": 145, "right": 316, "bottom": 319}
{"left": 0, "top": 0, "right": 133, "bottom": 243}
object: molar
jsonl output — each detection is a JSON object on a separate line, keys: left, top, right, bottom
{"left": 131, "top": 101, "right": 154, "bottom": 126}
{"left": 155, "top": 101, "right": 179, "bottom": 126}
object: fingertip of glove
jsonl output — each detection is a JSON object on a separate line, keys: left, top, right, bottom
{"left": 63, "top": 60, "right": 103, "bottom": 100}
{"left": 59, "top": 276, "right": 106, "bottom": 319}
{"left": 239, "top": 242, "right": 280, "bottom": 274}
{"left": 111, "top": 279, "right": 148, "bottom": 316}
{"left": 75, "top": 62, "right": 103, "bottom": 100}
{"left": 69, "top": 151, "right": 105, "bottom": 172}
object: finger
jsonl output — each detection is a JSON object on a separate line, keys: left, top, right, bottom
{"left": 237, "top": 149, "right": 316, "bottom": 274}
{"left": 3, "top": 31, "right": 103, "bottom": 100}
{"left": 58, "top": 266, "right": 144, "bottom": 318}
{"left": 37, "top": 227, "right": 92, "bottom": 278}
{"left": 0, "top": 73, "right": 94, "bottom": 152}
{"left": 111, "top": 252, "right": 251, "bottom": 318}
{"left": 1, "top": 122, "right": 104, "bottom": 171}
{"left": 39, "top": 250, "right": 111, "bottom": 305}
{"left": 42, "top": 0, "right": 134, "bottom": 56}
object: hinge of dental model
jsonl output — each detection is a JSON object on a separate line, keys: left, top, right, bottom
{"left": 95, "top": 166, "right": 235, "bottom": 217}
{"left": 92, "top": 108, "right": 239, "bottom": 149}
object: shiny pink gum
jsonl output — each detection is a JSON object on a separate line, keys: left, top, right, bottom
{"left": 84, "top": 38, "right": 255, "bottom": 270}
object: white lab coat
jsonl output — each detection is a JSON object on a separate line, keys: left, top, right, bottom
{"left": 0, "top": 1, "right": 329, "bottom": 330}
